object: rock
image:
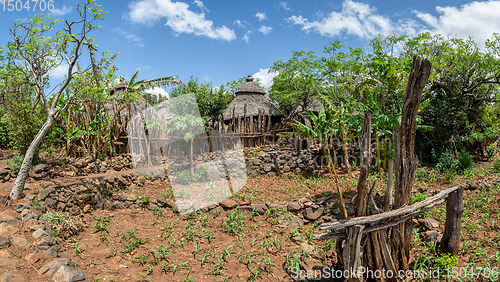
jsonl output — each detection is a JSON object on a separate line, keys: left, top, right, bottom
{"left": 39, "top": 258, "right": 71, "bottom": 276}
{"left": 0, "top": 213, "right": 15, "bottom": 224}
{"left": 0, "top": 258, "right": 21, "bottom": 269}
{"left": 32, "top": 164, "right": 50, "bottom": 174}
{"left": 113, "top": 202, "right": 124, "bottom": 209}
{"left": 38, "top": 187, "right": 55, "bottom": 201}
{"left": 421, "top": 217, "right": 439, "bottom": 230}
{"left": 45, "top": 198, "right": 57, "bottom": 207}
{"left": 304, "top": 206, "right": 324, "bottom": 221}
{"left": 69, "top": 207, "right": 81, "bottom": 216}
{"left": 14, "top": 203, "right": 30, "bottom": 213}
{"left": 65, "top": 171, "right": 76, "bottom": 177}
{"left": 279, "top": 217, "right": 303, "bottom": 232}
{"left": 287, "top": 200, "right": 302, "bottom": 211}
{"left": 32, "top": 229, "right": 49, "bottom": 240}
{"left": 25, "top": 253, "right": 39, "bottom": 264}
{"left": 0, "top": 223, "right": 19, "bottom": 236}
{"left": 41, "top": 246, "right": 59, "bottom": 258}
{"left": 423, "top": 230, "right": 440, "bottom": 241}
{"left": 83, "top": 205, "right": 91, "bottom": 213}
{"left": 0, "top": 236, "right": 10, "bottom": 249}
{"left": 51, "top": 264, "right": 85, "bottom": 282}
{"left": 236, "top": 206, "right": 254, "bottom": 214}
{"left": 9, "top": 235, "right": 31, "bottom": 248}
{"left": 0, "top": 273, "right": 25, "bottom": 282}
{"left": 219, "top": 198, "right": 238, "bottom": 209}
{"left": 157, "top": 194, "right": 167, "bottom": 205}
{"left": 466, "top": 183, "right": 478, "bottom": 191}
{"left": 252, "top": 204, "right": 268, "bottom": 215}
{"left": 0, "top": 169, "right": 9, "bottom": 177}
{"left": 74, "top": 158, "right": 88, "bottom": 168}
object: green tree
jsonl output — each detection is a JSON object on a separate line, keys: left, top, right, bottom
{"left": 5, "top": 0, "right": 106, "bottom": 199}
{"left": 170, "top": 77, "right": 233, "bottom": 127}
{"left": 401, "top": 33, "right": 500, "bottom": 158}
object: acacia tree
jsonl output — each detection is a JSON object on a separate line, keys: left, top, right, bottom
{"left": 7, "top": 0, "right": 106, "bottom": 199}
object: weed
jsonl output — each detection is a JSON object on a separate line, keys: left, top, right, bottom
{"left": 222, "top": 210, "right": 246, "bottom": 238}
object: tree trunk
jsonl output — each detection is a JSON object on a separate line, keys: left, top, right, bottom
{"left": 391, "top": 56, "right": 432, "bottom": 270}
{"left": 341, "top": 124, "right": 350, "bottom": 171}
{"left": 355, "top": 111, "right": 371, "bottom": 217}
{"left": 10, "top": 115, "right": 55, "bottom": 199}
{"left": 384, "top": 159, "right": 394, "bottom": 211}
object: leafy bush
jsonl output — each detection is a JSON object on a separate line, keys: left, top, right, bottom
{"left": 493, "top": 159, "right": 500, "bottom": 172}
{"left": 436, "top": 149, "right": 474, "bottom": 172}
{"left": 6, "top": 153, "right": 24, "bottom": 174}
{"left": 457, "top": 151, "right": 473, "bottom": 171}
{"left": 194, "top": 164, "right": 209, "bottom": 182}
{"left": 486, "top": 143, "right": 498, "bottom": 159}
{"left": 177, "top": 170, "right": 192, "bottom": 185}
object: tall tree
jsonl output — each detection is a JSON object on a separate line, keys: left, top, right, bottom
{"left": 6, "top": 0, "right": 106, "bottom": 199}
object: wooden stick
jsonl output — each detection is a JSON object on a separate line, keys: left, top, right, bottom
{"left": 314, "top": 198, "right": 445, "bottom": 240}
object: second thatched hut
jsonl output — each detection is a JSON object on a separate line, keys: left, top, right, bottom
{"left": 222, "top": 76, "right": 285, "bottom": 146}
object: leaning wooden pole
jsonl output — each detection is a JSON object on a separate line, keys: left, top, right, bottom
{"left": 391, "top": 56, "right": 432, "bottom": 270}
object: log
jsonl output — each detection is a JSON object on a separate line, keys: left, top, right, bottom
{"left": 319, "top": 185, "right": 460, "bottom": 231}
{"left": 439, "top": 186, "right": 464, "bottom": 256}
{"left": 314, "top": 198, "right": 445, "bottom": 240}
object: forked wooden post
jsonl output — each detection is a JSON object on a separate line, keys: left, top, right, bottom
{"left": 439, "top": 186, "right": 464, "bottom": 255}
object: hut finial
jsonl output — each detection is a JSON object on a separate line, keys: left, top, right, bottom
{"left": 246, "top": 76, "right": 254, "bottom": 82}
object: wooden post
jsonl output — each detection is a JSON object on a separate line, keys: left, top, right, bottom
{"left": 343, "top": 225, "right": 364, "bottom": 282}
{"left": 439, "top": 186, "right": 464, "bottom": 256}
{"left": 391, "top": 56, "right": 432, "bottom": 270}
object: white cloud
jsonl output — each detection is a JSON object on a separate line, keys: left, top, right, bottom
{"left": 286, "top": 0, "right": 392, "bottom": 38}
{"left": 243, "top": 31, "right": 251, "bottom": 43}
{"left": 193, "top": 0, "right": 208, "bottom": 12}
{"left": 259, "top": 25, "right": 272, "bottom": 35}
{"left": 49, "top": 61, "right": 69, "bottom": 79}
{"left": 49, "top": 5, "right": 71, "bottom": 16}
{"left": 414, "top": 1, "right": 500, "bottom": 44}
{"left": 115, "top": 28, "right": 144, "bottom": 47}
{"left": 253, "top": 68, "right": 277, "bottom": 89}
{"left": 145, "top": 86, "right": 169, "bottom": 97}
{"left": 256, "top": 12, "right": 266, "bottom": 21}
{"left": 128, "top": 0, "right": 236, "bottom": 41}
{"left": 279, "top": 1, "right": 291, "bottom": 11}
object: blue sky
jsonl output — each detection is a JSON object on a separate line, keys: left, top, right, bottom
{"left": 1, "top": 0, "right": 500, "bottom": 96}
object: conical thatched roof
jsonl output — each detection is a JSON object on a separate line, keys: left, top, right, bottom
{"left": 223, "top": 76, "right": 284, "bottom": 121}
{"left": 234, "top": 76, "right": 266, "bottom": 95}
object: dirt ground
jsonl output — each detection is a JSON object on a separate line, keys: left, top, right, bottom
{"left": 0, "top": 155, "right": 499, "bottom": 281}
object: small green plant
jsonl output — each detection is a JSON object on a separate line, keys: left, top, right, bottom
{"left": 74, "top": 242, "right": 86, "bottom": 256}
{"left": 152, "top": 206, "right": 163, "bottom": 219}
{"left": 222, "top": 210, "right": 246, "bottom": 238}
{"left": 121, "top": 229, "right": 148, "bottom": 253}
{"left": 40, "top": 211, "right": 70, "bottom": 225}
{"left": 138, "top": 196, "right": 151, "bottom": 206}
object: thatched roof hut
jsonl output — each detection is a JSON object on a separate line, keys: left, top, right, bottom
{"left": 223, "top": 76, "right": 284, "bottom": 126}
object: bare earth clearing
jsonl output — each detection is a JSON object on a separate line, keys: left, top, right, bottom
{"left": 0, "top": 153, "right": 498, "bottom": 282}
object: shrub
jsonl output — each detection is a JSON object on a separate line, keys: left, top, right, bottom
{"left": 6, "top": 153, "right": 24, "bottom": 174}
{"left": 457, "top": 151, "right": 473, "bottom": 171}
{"left": 493, "top": 159, "right": 500, "bottom": 172}
{"left": 177, "top": 170, "right": 192, "bottom": 185}
{"left": 436, "top": 149, "right": 474, "bottom": 172}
